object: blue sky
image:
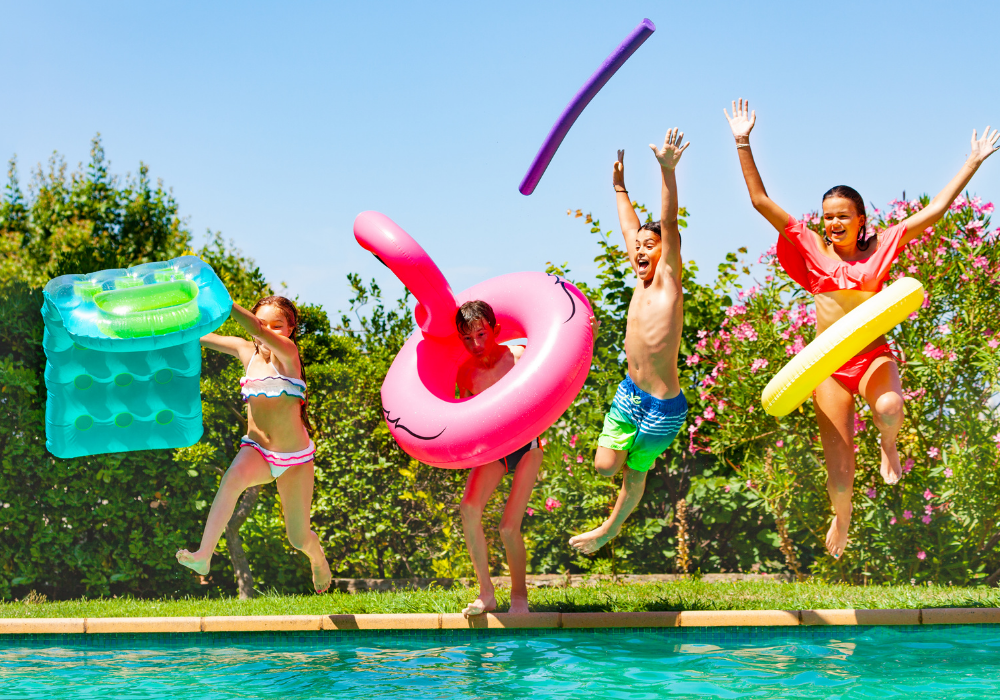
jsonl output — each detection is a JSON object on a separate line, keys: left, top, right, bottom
{"left": 3, "top": 1, "right": 999, "bottom": 317}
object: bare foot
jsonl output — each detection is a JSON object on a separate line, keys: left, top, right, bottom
{"left": 176, "top": 549, "right": 211, "bottom": 575}
{"left": 825, "top": 515, "right": 850, "bottom": 558}
{"left": 462, "top": 592, "right": 497, "bottom": 617}
{"left": 569, "top": 525, "right": 613, "bottom": 555}
{"left": 509, "top": 593, "right": 529, "bottom": 614}
{"left": 879, "top": 438, "right": 902, "bottom": 485}
{"left": 310, "top": 554, "right": 332, "bottom": 594}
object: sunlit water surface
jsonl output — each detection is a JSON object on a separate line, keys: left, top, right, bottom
{"left": 2, "top": 626, "right": 999, "bottom": 699}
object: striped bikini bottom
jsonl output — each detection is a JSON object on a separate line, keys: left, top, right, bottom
{"left": 240, "top": 436, "right": 315, "bottom": 478}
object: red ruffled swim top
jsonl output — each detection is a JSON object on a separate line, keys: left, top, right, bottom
{"left": 777, "top": 216, "right": 908, "bottom": 294}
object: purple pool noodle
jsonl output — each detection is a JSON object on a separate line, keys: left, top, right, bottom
{"left": 518, "top": 18, "right": 655, "bottom": 196}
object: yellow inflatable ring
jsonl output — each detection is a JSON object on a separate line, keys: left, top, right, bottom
{"left": 761, "top": 276, "right": 924, "bottom": 416}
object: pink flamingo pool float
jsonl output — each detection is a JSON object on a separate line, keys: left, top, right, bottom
{"left": 354, "top": 211, "right": 594, "bottom": 468}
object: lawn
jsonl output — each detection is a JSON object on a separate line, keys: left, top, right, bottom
{"left": 4, "top": 580, "right": 1000, "bottom": 618}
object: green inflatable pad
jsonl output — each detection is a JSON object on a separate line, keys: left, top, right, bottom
{"left": 42, "top": 256, "right": 232, "bottom": 458}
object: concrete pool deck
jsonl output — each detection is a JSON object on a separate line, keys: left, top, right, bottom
{"left": 2, "top": 608, "right": 1000, "bottom": 634}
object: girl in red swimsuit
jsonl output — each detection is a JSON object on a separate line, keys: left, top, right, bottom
{"left": 725, "top": 98, "right": 999, "bottom": 558}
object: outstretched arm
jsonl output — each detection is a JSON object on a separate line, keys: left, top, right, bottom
{"left": 613, "top": 149, "right": 641, "bottom": 251}
{"left": 229, "top": 303, "right": 302, "bottom": 372}
{"left": 724, "top": 99, "right": 789, "bottom": 234}
{"left": 899, "top": 126, "right": 1000, "bottom": 247}
{"left": 649, "top": 128, "right": 689, "bottom": 281}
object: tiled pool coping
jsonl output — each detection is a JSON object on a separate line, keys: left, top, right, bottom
{"left": 2, "top": 608, "right": 999, "bottom": 634}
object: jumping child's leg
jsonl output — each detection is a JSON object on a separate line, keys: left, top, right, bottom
{"left": 459, "top": 462, "right": 506, "bottom": 616}
{"left": 498, "top": 447, "right": 542, "bottom": 614}
{"left": 275, "top": 461, "right": 332, "bottom": 594}
{"left": 569, "top": 460, "right": 645, "bottom": 555}
{"left": 859, "top": 358, "right": 905, "bottom": 486}
{"left": 813, "top": 376, "right": 857, "bottom": 558}
{"left": 176, "top": 447, "right": 273, "bottom": 574}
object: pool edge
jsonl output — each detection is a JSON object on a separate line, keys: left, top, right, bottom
{"left": 3, "top": 608, "right": 1000, "bottom": 634}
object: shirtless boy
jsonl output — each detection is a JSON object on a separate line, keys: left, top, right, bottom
{"left": 569, "top": 129, "right": 690, "bottom": 555}
{"left": 455, "top": 301, "right": 543, "bottom": 616}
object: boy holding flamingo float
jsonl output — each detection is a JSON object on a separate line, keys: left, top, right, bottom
{"left": 455, "top": 301, "right": 599, "bottom": 616}
{"left": 570, "top": 129, "right": 690, "bottom": 555}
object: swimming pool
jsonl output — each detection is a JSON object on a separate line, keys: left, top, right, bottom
{"left": 2, "top": 625, "right": 998, "bottom": 698}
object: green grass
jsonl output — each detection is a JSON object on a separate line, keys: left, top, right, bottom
{"left": 4, "top": 580, "right": 1000, "bottom": 619}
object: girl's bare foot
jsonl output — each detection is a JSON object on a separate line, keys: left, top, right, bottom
{"left": 462, "top": 592, "right": 497, "bottom": 617}
{"left": 176, "top": 549, "right": 211, "bottom": 575}
{"left": 825, "top": 515, "right": 850, "bottom": 558}
{"left": 879, "top": 438, "right": 902, "bottom": 485}
{"left": 568, "top": 524, "right": 613, "bottom": 554}
{"left": 509, "top": 593, "right": 529, "bottom": 614}
{"left": 311, "top": 555, "right": 332, "bottom": 594}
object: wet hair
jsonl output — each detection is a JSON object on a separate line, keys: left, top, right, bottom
{"left": 822, "top": 185, "right": 870, "bottom": 250}
{"left": 455, "top": 300, "right": 496, "bottom": 335}
{"left": 250, "top": 295, "right": 311, "bottom": 433}
{"left": 638, "top": 220, "right": 681, "bottom": 245}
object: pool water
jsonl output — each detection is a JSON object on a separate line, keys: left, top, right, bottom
{"left": 2, "top": 625, "right": 999, "bottom": 699}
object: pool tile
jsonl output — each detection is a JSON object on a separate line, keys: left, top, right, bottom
{"left": 562, "top": 612, "right": 679, "bottom": 628}
{"left": 322, "top": 614, "right": 440, "bottom": 630}
{"left": 439, "top": 612, "right": 561, "bottom": 629}
{"left": 202, "top": 615, "right": 322, "bottom": 632}
{"left": 678, "top": 610, "right": 800, "bottom": 627}
{"left": 0, "top": 618, "right": 85, "bottom": 634}
{"left": 85, "top": 617, "right": 201, "bottom": 634}
{"left": 801, "top": 609, "right": 860, "bottom": 625}
{"left": 922, "top": 608, "right": 1000, "bottom": 625}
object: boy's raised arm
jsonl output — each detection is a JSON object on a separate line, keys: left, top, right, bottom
{"left": 614, "top": 149, "right": 641, "bottom": 252}
{"left": 649, "top": 128, "right": 689, "bottom": 280}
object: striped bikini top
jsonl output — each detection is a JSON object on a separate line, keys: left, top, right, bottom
{"left": 239, "top": 350, "right": 306, "bottom": 402}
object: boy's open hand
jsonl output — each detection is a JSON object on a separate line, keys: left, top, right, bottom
{"left": 589, "top": 315, "right": 601, "bottom": 340}
{"left": 650, "top": 128, "right": 689, "bottom": 171}
{"left": 613, "top": 149, "right": 626, "bottom": 190}
{"left": 724, "top": 98, "right": 755, "bottom": 141}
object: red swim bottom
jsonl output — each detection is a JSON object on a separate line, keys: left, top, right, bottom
{"left": 830, "top": 344, "right": 895, "bottom": 395}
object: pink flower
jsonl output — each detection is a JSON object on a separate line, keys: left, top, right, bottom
{"left": 907, "top": 265, "right": 918, "bottom": 274}
{"left": 746, "top": 479, "right": 754, "bottom": 489}
{"left": 921, "top": 515, "right": 932, "bottom": 524}
{"left": 723, "top": 485, "right": 731, "bottom": 493}
{"left": 866, "top": 487, "right": 877, "bottom": 499}
{"left": 526, "top": 507, "right": 534, "bottom": 516}
{"left": 725, "top": 305, "right": 747, "bottom": 317}
{"left": 924, "top": 488, "right": 935, "bottom": 500}
{"left": 927, "top": 447, "right": 940, "bottom": 460}
{"left": 697, "top": 330, "right": 708, "bottom": 339}
{"left": 562, "top": 453, "right": 570, "bottom": 462}
{"left": 908, "top": 311, "right": 919, "bottom": 320}
{"left": 923, "top": 343, "right": 945, "bottom": 360}
{"left": 569, "top": 434, "right": 578, "bottom": 448}
{"left": 917, "top": 551, "right": 926, "bottom": 560}
{"left": 890, "top": 516, "right": 897, "bottom": 525}
{"left": 924, "top": 504, "right": 933, "bottom": 515}
{"left": 776, "top": 439, "right": 784, "bottom": 448}
{"left": 750, "top": 358, "right": 769, "bottom": 373}
{"left": 686, "top": 354, "right": 701, "bottom": 366}
{"left": 903, "top": 458, "right": 914, "bottom": 473}
{"left": 990, "top": 339, "right": 1000, "bottom": 349}
{"left": 947, "top": 352, "right": 957, "bottom": 362}
{"left": 853, "top": 414, "right": 866, "bottom": 436}
{"left": 786, "top": 335, "right": 806, "bottom": 356}
{"left": 734, "top": 322, "right": 758, "bottom": 342}
{"left": 576, "top": 454, "right": 583, "bottom": 463}
{"left": 973, "top": 255, "right": 989, "bottom": 269}
{"left": 544, "top": 497, "right": 561, "bottom": 512}
{"left": 903, "top": 510, "right": 913, "bottom": 520}
{"left": 703, "top": 406, "right": 716, "bottom": 421}
{"left": 944, "top": 468, "right": 953, "bottom": 478}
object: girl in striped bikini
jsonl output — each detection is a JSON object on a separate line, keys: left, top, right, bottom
{"left": 176, "top": 296, "right": 331, "bottom": 594}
